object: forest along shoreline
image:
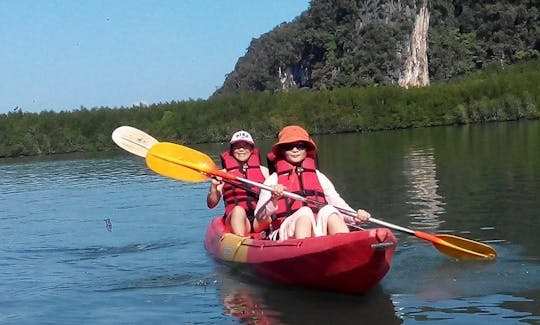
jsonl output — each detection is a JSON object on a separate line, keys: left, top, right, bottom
{"left": 1, "top": 59, "right": 539, "bottom": 159}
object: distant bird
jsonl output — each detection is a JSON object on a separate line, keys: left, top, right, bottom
{"left": 13, "top": 106, "right": 19, "bottom": 111}
{"left": 104, "top": 218, "right": 112, "bottom": 232}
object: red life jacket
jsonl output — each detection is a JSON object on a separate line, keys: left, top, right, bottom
{"left": 267, "top": 152, "right": 327, "bottom": 230}
{"left": 220, "top": 148, "right": 265, "bottom": 216}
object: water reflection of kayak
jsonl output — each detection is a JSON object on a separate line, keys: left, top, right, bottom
{"left": 205, "top": 216, "right": 397, "bottom": 295}
{"left": 218, "top": 265, "right": 402, "bottom": 325}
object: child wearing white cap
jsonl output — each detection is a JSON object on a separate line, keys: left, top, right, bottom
{"left": 207, "top": 131, "right": 269, "bottom": 236}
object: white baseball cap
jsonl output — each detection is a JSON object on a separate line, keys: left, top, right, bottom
{"left": 230, "top": 130, "right": 254, "bottom": 145}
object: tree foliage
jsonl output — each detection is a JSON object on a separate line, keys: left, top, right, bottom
{"left": 1, "top": 59, "right": 539, "bottom": 158}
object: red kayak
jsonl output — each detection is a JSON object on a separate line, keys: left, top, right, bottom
{"left": 204, "top": 217, "right": 397, "bottom": 295}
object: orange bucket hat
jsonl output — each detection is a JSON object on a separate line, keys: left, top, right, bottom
{"left": 272, "top": 125, "right": 317, "bottom": 156}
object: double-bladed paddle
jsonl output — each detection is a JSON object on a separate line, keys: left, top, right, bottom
{"left": 112, "top": 126, "right": 497, "bottom": 260}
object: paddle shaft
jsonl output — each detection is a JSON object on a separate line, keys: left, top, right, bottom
{"left": 220, "top": 172, "right": 414, "bottom": 233}
{"left": 220, "top": 173, "right": 495, "bottom": 258}
{"left": 230, "top": 175, "right": 497, "bottom": 257}
{"left": 209, "top": 166, "right": 413, "bottom": 233}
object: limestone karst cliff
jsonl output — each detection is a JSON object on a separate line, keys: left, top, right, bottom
{"left": 215, "top": 0, "right": 539, "bottom": 96}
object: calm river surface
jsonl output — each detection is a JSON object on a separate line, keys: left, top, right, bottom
{"left": 1, "top": 120, "right": 539, "bottom": 324}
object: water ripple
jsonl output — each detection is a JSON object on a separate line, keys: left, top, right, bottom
{"left": 103, "top": 273, "right": 219, "bottom": 291}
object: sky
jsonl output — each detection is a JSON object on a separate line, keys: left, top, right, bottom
{"left": 0, "top": 0, "right": 311, "bottom": 114}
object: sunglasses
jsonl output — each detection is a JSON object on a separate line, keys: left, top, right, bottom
{"left": 281, "top": 142, "right": 308, "bottom": 151}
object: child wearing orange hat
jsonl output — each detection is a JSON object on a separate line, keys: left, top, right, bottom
{"left": 254, "top": 125, "right": 370, "bottom": 240}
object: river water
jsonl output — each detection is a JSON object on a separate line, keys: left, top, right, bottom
{"left": 1, "top": 120, "right": 539, "bottom": 324}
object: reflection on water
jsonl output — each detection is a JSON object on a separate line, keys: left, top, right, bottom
{"left": 403, "top": 147, "right": 445, "bottom": 230}
{"left": 217, "top": 266, "right": 403, "bottom": 325}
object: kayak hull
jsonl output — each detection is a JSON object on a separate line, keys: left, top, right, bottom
{"left": 204, "top": 217, "right": 397, "bottom": 295}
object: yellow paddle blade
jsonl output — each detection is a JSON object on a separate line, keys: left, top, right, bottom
{"left": 433, "top": 234, "right": 497, "bottom": 260}
{"left": 146, "top": 142, "right": 217, "bottom": 182}
{"left": 414, "top": 231, "right": 497, "bottom": 260}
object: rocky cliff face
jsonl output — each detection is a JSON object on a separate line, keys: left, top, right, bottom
{"left": 277, "top": 0, "right": 430, "bottom": 91}
{"left": 400, "top": 3, "right": 430, "bottom": 88}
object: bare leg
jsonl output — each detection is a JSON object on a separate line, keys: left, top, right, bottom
{"left": 294, "top": 207, "right": 316, "bottom": 239}
{"left": 294, "top": 215, "right": 313, "bottom": 239}
{"left": 326, "top": 212, "right": 350, "bottom": 235}
{"left": 225, "top": 206, "right": 250, "bottom": 236}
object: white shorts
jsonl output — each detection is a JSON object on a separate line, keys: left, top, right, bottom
{"left": 269, "top": 205, "right": 344, "bottom": 240}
